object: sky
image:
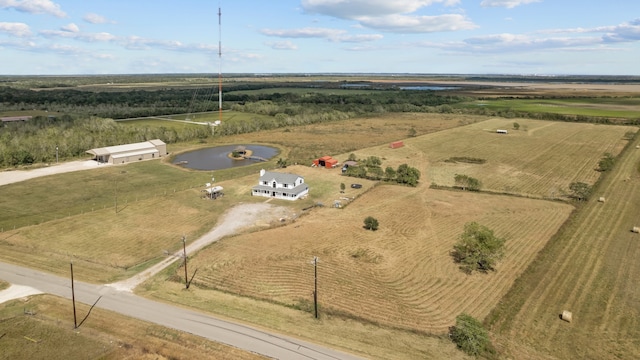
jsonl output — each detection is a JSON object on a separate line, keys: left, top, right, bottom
{"left": 1, "top": 0, "right": 640, "bottom": 75}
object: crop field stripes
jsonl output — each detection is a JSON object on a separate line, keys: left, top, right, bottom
{"left": 489, "top": 133, "right": 640, "bottom": 359}
{"left": 184, "top": 182, "right": 572, "bottom": 333}
{"left": 412, "top": 119, "right": 633, "bottom": 198}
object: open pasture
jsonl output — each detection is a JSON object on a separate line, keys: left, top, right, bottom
{"left": 178, "top": 183, "right": 573, "bottom": 334}
{"left": 0, "top": 113, "right": 464, "bottom": 282}
{"left": 0, "top": 191, "right": 230, "bottom": 283}
{"left": 116, "top": 110, "right": 274, "bottom": 126}
{"left": 466, "top": 98, "right": 640, "bottom": 119}
{"left": 487, "top": 130, "right": 640, "bottom": 359}
{"left": 221, "top": 112, "right": 475, "bottom": 163}
{"left": 377, "top": 118, "right": 632, "bottom": 198}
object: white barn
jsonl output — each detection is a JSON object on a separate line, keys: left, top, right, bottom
{"left": 251, "top": 169, "right": 309, "bottom": 201}
{"left": 86, "top": 139, "right": 167, "bottom": 164}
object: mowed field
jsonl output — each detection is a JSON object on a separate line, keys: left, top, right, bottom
{"left": 2, "top": 111, "right": 638, "bottom": 358}
{"left": 487, "top": 130, "right": 640, "bottom": 359}
{"left": 390, "top": 118, "right": 630, "bottom": 197}
{"left": 0, "top": 112, "right": 464, "bottom": 283}
{"left": 184, "top": 180, "right": 572, "bottom": 333}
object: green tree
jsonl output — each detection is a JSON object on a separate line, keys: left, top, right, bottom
{"left": 408, "top": 127, "right": 417, "bottom": 137}
{"left": 363, "top": 216, "right": 379, "bottom": 231}
{"left": 449, "top": 313, "right": 495, "bottom": 357}
{"left": 368, "top": 166, "right": 384, "bottom": 180}
{"left": 276, "top": 158, "right": 288, "bottom": 168}
{"left": 346, "top": 165, "right": 367, "bottom": 178}
{"left": 597, "top": 153, "right": 615, "bottom": 172}
{"left": 569, "top": 182, "right": 591, "bottom": 201}
{"left": 452, "top": 222, "right": 505, "bottom": 274}
{"left": 395, "top": 164, "right": 420, "bottom": 186}
{"left": 513, "top": 122, "right": 520, "bottom": 130}
{"left": 364, "top": 156, "right": 382, "bottom": 168}
{"left": 340, "top": 183, "right": 345, "bottom": 192}
{"left": 454, "top": 174, "right": 481, "bottom": 191}
{"left": 347, "top": 153, "right": 357, "bottom": 161}
{"left": 384, "top": 166, "right": 396, "bottom": 181}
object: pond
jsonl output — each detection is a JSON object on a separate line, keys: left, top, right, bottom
{"left": 172, "top": 145, "right": 279, "bottom": 170}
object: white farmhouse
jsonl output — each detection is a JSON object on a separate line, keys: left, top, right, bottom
{"left": 251, "top": 169, "right": 309, "bottom": 200}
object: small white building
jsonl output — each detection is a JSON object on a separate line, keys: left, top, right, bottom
{"left": 496, "top": 129, "right": 508, "bottom": 134}
{"left": 251, "top": 169, "right": 309, "bottom": 201}
{"left": 86, "top": 139, "right": 167, "bottom": 164}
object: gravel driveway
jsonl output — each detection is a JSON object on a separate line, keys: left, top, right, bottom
{"left": 1, "top": 160, "right": 294, "bottom": 292}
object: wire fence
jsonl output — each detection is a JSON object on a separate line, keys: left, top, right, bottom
{"left": 0, "top": 183, "right": 209, "bottom": 232}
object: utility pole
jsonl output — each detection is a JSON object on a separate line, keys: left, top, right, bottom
{"left": 70, "top": 262, "right": 77, "bottom": 329}
{"left": 56, "top": 146, "right": 58, "bottom": 164}
{"left": 114, "top": 179, "right": 118, "bottom": 214}
{"left": 312, "top": 256, "right": 318, "bottom": 319}
{"left": 182, "top": 236, "right": 189, "bottom": 289}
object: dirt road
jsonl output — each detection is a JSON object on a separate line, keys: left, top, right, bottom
{"left": 0, "top": 160, "right": 107, "bottom": 187}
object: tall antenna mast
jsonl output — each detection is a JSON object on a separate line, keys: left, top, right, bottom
{"left": 218, "top": 5, "right": 222, "bottom": 124}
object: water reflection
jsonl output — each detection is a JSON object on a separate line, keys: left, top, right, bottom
{"left": 173, "top": 145, "right": 278, "bottom": 170}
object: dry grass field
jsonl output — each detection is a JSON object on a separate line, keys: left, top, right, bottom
{"left": 219, "top": 112, "right": 477, "bottom": 163}
{"left": 487, "top": 132, "right": 640, "bottom": 359}
{"left": 230, "top": 116, "right": 633, "bottom": 199}
{"left": 163, "top": 173, "right": 572, "bottom": 334}
{"left": 3, "top": 109, "right": 639, "bottom": 359}
{"left": 401, "top": 118, "right": 630, "bottom": 197}
{"left": 0, "top": 295, "right": 266, "bottom": 360}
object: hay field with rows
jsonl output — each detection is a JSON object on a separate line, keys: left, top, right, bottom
{"left": 184, "top": 181, "right": 573, "bottom": 333}
{"left": 487, "top": 131, "right": 640, "bottom": 359}
{"left": 403, "top": 118, "right": 630, "bottom": 197}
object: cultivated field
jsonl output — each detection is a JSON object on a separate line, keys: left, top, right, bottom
{"left": 179, "top": 180, "right": 573, "bottom": 334}
{"left": 487, "top": 131, "right": 640, "bottom": 359}
{"left": 2, "top": 110, "right": 639, "bottom": 359}
{"left": 401, "top": 118, "right": 630, "bottom": 197}
{"left": 466, "top": 98, "right": 640, "bottom": 119}
{"left": 0, "top": 113, "right": 464, "bottom": 282}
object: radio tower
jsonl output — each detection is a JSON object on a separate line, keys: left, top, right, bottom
{"left": 217, "top": 5, "right": 222, "bottom": 124}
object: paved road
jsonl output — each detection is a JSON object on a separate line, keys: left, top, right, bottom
{"left": 0, "top": 262, "right": 364, "bottom": 360}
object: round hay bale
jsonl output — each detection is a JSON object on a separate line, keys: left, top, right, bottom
{"left": 598, "top": 197, "right": 605, "bottom": 202}
{"left": 561, "top": 310, "right": 573, "bottom": 323}
{"left": 632, "top": 227, "right": 640, "bottom": 234}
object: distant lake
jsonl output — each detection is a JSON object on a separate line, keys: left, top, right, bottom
{"left": 399, "top": 86, "right": 460, "bottom": 91}
{"left": 173, "top": 145, "right": 278, "bottom": 171}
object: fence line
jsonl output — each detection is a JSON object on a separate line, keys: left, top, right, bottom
{"left": 1, "top": 183, "right": 207, "bottom": 231}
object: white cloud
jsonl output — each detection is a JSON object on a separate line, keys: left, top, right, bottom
{"left": 537, "top": 19, "right": 640, "bottom": 43}
{"left": 358, "top": 14, "right": 476, "bottom": 33}
{"left": 301, "top": 0, "right": 471, "bottom": 33}
{"left": 40, "top": 29, "right": 116, "bottom": 42}
{"left": 447, "top": 33, "right": 601, "bottom": 53}
{"left": 265, "top": 40, "right": 298, "bottom": 50}
{"left": 262, "top": 27, "right": 344, "bottom": 39}
{"left": 0, "top": 0, "right": 66, "bottom": 18}
{"left": 261, "top": 27, "right": 382, "bottom": 42}
{"left": 60, "top": 23, "right": 79, "bottom": 33}
{"left": 83, "top": 13, "right": 113, "bottom": 24}
{"left": 0, "top": 22, "right": 31, "bottom": 37}
{"left": 480, "top": 0, "right": 541, "bottom": 9}
{"left": 302, "top": 0, "right": 459, "bottom": 18}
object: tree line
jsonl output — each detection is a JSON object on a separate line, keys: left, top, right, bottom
{"left": 0, "top": 115, "right": 210, "bottom": 167}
